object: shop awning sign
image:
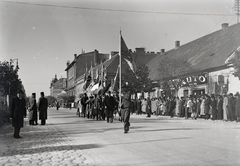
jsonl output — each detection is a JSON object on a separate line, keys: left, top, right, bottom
{"left": 180, "top": 74, "right": 207, "bottom": 87}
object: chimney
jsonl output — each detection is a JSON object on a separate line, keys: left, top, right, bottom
{"left": 94, "top": 49, "right": 98, "bottom": 65}
{"left": 221, "top": 23, "right": 229, "bottom": 29}
{"left": 161, "top": 49, "right": 165, "bottom": 54}
{"left": 74, "top": 54, "right": 77, "bottom": 59}
{"left": 175, "top": 41, "right": 180, "bottom": 48}
{"left": 66, "top": 60, "right": 70, "bottom": 67}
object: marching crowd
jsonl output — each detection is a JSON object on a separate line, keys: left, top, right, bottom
{"left": 76, "top": 90, "right": 131, "bottom": 133}
{"left": 76, "top": 92, "right": 240, "bottom": 123}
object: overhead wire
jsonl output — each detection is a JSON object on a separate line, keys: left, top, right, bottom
{"left": 0, "top": 0, "right": 235, "bottom": 17}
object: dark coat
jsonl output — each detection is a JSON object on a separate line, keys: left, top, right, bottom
{"left": 204, "top": 96, "right": 210, "bottom": 114}
{"left": 29, "top": 97, "right": 37, "bottom": 121}
{"left": 121, "top": 91, "right": 131, "bottom": 130}
{"left": 146, "top": 98, "right": 152, "bottom": 114}
{"left": 136, "top": 99, "right": 142, "bottom": 114}
{"left": 93, "top": 96, "right": 103, "bottom": 116}
{"left": 81, "top": 96, "right": 88, "bottom": 114}
{"left": 217, "top": 98, "right": 223, "bottom": 119}
{"left": 11, "top": 97, "right": 26, "bottom": 128}
{"left": 38, "top": 97, "right": 48, "bottom": 120}
{"left": 104, "top": 95, "right": 117, "bottom": 118}
{"left": 235, "top": 97, "right": 240, "bottom": 117}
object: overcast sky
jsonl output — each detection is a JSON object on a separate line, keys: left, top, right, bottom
{"left": 0, "top": 0, "right": 237, "bottom": 97}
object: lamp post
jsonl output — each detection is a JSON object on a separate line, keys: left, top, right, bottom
{"left": 8, "top": 59, "right": 19, "bottom": 109}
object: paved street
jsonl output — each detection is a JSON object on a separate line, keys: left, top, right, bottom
{"left": 1, "top": 108, "right": 240, "bottom": 166}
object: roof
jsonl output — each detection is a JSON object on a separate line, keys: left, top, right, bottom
{"left": 147, "top": 23, "right": 240, "bottom": 80}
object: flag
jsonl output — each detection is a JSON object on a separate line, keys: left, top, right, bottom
{"left": 121, "top": 35, "right": 136, "bottom": 73}
{"left": 103, "top": 66, "right": 107, "bottom": 87}
{"left": 99, "top": 64, "right": 104, "bottom": 87}
{"left": 95, "top": 67, "right": 99, "bottom": 83}
{"left": 112, "top": 65, "right": 119, "bottom": 91}
{"left": 83, "top": 63, "right": 88, "bottom": 90}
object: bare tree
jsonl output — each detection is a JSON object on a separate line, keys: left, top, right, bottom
{"left": 158, "top": 55, "right": 194, "bottom": 96}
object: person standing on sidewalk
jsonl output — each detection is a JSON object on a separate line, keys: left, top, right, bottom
{"left": 121, "top": 90, "right": 131, "bottom": 133}
{"left": 28, "top": 93, "right": 38, "bottom": 125}
{"left": 11, "top": 89, "right": 26, "bottom": 138}
{"left": 38, "top": 92, "right": 48, "bottom": 125}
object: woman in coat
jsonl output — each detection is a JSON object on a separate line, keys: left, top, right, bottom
{"left": 11, "top": 89, "right": 26, "bottom": 138}
{"left": 38, "top": 92, "right": 48, "bottom": 125}
{"left": 175, "top": 97, "right": 181, "bottom": 117}
{"left": 141, "top": 98, "right": 147, "bottom": 114}
{"left": 28, "top": 93, "right": 38, "bottom": 125}
{"left": 223, "top": 94, "right": 228, "bottom": 121}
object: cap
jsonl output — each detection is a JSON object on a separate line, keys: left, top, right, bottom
{"left": 17, "top": 89, "right": 24, "bottom": 94}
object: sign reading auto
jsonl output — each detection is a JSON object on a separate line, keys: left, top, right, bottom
{"left": 180, "top": 74, "right": 207, "bottom": 87}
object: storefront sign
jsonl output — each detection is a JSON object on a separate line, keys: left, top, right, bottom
{"left": 180, "top": 74, "right": 207, "bottom": 87}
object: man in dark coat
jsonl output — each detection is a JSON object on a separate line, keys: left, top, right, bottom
{"left": 228, "top": 93, "right": 235, "bottom": 121}
{"left": 216, "top": 95, "right": 223, "bottom": 120}
{"left": 104, "top": 91, "right": 116, "bottom": 123}
{"left": 81, "top": 93, "right": 88, "bottom": 118}
{"left": 121, "top": 91, "right": 131, "bottom": 133}
{"left": 210, "top": 95, "right": 217, "bottom": 120}
{"left": 136, "top": 97, "right": 142, "bottom": 115}
{"left": 11, "top": 89, "right": 26, "bottom": 138}
{"left": 29, "top": 93, "right": 38, "bottom": 125}
{"left": 204, "top": 94, "right": 211, "bottom": 119}
{"left": 38, "top": 92, "right": 48, "bottom": 125}
{"left": 146, "top": 97, "right": 152, "bottom": 117}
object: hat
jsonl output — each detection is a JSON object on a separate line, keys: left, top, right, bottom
{"left": 234, "top": 92, "right": 240, "bottom": 96}
{"left": 17, "top": 89, "right": 24, "bottom": 94}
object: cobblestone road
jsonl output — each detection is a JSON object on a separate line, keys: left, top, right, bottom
{"left": 0, "top": 120, "right": 98, "bottom": 166}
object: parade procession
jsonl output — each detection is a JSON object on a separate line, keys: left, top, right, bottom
{"left": 2, "top": 1, "right": 240, "bottom": 165}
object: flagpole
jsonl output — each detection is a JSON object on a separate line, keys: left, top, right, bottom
{"left": 119, "top": 30, "right": 122, "bottom": 110}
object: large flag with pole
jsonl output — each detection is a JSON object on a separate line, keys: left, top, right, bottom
{"left": 121, "top": 34, "right": 136, "bottom": 73}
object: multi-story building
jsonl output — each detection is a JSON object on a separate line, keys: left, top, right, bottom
{"left": 65, "top": 50, "right": 109, "bottom": 101}
{"left": 50, "top": 75, "right": 67, "bottom": 98}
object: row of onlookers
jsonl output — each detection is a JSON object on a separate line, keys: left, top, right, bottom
{"left": 130, "top": 92, "right": 240, "bottom": 122}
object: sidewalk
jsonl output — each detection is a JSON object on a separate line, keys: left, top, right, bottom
{"left": 0, "top": 119, "right": 98, "bottom": 166}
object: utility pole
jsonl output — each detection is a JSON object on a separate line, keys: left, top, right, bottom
{"left": 235, "top": 0, "right": 240, "bottom": 23}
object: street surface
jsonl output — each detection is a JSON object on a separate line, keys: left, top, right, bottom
{"left": 0, "top": 108, "right": 240, "bottom": 166}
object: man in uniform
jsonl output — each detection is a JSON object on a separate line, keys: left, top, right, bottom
{"left": 121, "top": 89, "right": 131, "bottom": 133}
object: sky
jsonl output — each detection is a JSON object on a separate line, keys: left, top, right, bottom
{"left": 0, "top": 0, "right": 237, "bottom": 98}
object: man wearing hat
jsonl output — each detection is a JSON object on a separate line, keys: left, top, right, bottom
{"left": 29, "top": 93, "right": 38, "bottom": 125}
{"left": 38, "top": 92, "right": 48, "bottom": 125}
{"left": 104, "top": 91, "right": 117, "bottom": 123}
{"left": 11, "top": 89, "right": 26, "bottom": 138}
